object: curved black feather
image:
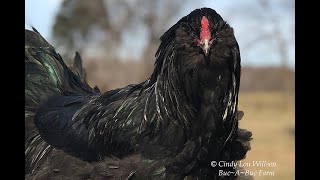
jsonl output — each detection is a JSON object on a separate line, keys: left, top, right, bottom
{"left": 25, "top": 29, "right": 97, "bottom": 173}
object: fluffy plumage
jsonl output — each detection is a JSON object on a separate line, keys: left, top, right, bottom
{"left": 25, "top": 8, "right": 252, "bottom": 179}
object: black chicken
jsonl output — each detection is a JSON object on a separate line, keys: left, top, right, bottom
{"left": 25, "top": 8, "right": 252, "bottom": 179}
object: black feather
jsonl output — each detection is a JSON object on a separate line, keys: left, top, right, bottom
{"left": 71, "top": 51, "right": 87, "bottom": 81}
{"left": 25, "top": 8, "right": 252, "bottom": 179}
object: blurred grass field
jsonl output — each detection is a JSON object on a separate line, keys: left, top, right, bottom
{"left": 238, "top": 91, "right": 295, "bottom": 180}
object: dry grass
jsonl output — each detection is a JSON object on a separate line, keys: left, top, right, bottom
{"left": 238, "top": 91, "right": 295, "bottom": 180}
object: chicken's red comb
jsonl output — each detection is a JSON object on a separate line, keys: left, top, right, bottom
{"left": 200, "top": 16, "right": 211, "bottom": 40}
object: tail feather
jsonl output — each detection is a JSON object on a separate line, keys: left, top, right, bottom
{"left": 25, "top": 29, "right": 97, "bottom": 174}
{"left": 25, "top": 29, "right": 95, "bottom": 112}
{"left": 71, "top": 52, "right": 86, "bottom": 81}
{"left": 25, "top": 134, "right": 53, "bottom": 174}
{"left": 25, "top": 28, "right": 97, "bottom": 122}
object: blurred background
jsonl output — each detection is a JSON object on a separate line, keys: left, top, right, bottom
{"left": 25, "top": 0, "right": 295, "bottom": 179}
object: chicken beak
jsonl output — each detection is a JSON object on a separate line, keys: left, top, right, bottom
{"left": 202, "top": 39, "right": 211, "bottom": 57}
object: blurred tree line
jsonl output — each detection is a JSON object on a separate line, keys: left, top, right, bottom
{"left": 51, "top": 0, "right": 294, "bottom": 93}
{"left": 52, "top": 0, "right": 193, "bottom": 79}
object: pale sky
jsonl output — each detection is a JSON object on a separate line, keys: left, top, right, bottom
{"left": 25, "top": 0, "right": 295, "bottom": 68}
